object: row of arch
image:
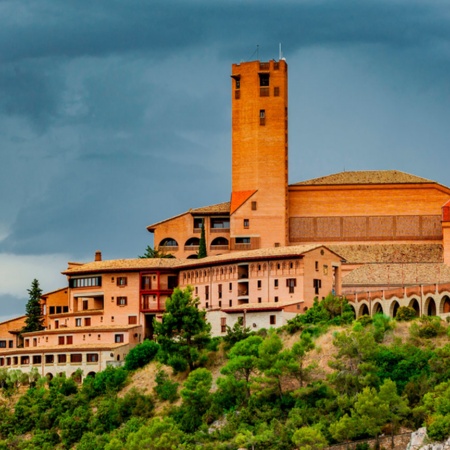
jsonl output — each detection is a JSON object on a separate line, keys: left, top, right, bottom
{"left": 352, "top": 294, "right": 450, "bottom": 318}
{"left": 160, "top": 237, "right": 229, "bottom": 248}
{"left": 45, "top": 371, "right": 96, "bottom": 382}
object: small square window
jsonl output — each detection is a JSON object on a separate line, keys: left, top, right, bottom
{"left": 128, "top": 316, "right": 137, "bottom": 325}
{"left": 117, "top": 277, "right": 127, "bottom": 286}
{"left": 75, "top": 318, "right": 82, "bottom": 327}
{"left": 274, "top": 296, "right": 279, "bottom": 303}
{"left": 115, "top": 334, "right": 124, "bottom": 343}
{"left": 117, "top": 297, "right": 127, "bottom": 306}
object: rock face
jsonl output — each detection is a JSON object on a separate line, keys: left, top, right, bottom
{"left": 406, "top": 427, "right": 450, "bottom": 449}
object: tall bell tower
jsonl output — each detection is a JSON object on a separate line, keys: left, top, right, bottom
{"left": 230, "top": 59, "right": 289, "bottom": 250}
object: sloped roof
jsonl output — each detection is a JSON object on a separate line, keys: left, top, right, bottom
{"left": 179, "top": 244, "right": 344, "bottom": 268}
{"left": 62, "top": 257, "right": 184, "bottom": 275}
{"left": 147, "top": 201, "right": 230, "bottom": 231}
{"left": 343, "top": 263, "right": 450, "bottom": 286}
{"left": 329, "top": 244, "right": 443, "bottom": 265}
{"left": 230, "top": 190, "right": 257, "bottom": 214}
{"left": 292, "top": 170, "right": 434, "bottom": 186}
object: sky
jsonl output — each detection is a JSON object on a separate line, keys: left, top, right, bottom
{"left": 0, "top": 0, "right": 450, "bottom": 320}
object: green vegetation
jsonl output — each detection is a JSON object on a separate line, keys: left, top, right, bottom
{"left": 22, "top": 279, "right": 44, "bottom": 333}
{"left": 138, "top": 245, "right": 174, "bottom": 258}
{"left": 3, "top": 294, "right": 450, "bottom": 449}
{"left": 198, "top": 219, "right": 207, "bottom": 259}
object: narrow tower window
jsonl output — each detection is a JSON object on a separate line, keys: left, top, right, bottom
{"left": 260, "top": 110, "right": 266, "bottom": 126}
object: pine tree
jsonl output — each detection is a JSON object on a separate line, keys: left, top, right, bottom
{"left": 22, "top": 279, "right": 44, "bottom": 333}
{"left": 198, "top": 220, "right": 207, "bottom": 259}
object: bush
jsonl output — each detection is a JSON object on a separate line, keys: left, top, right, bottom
{"left": 154, "top": 369, "right": 179, "bottom": 402}
{"left": 410, "top": 316, "right": 445, "bottom": 339}
{"left": 357, "top": 315, "right": 373, "bottom": 327}
{"left": 124, "top": 340, "right": 160, "bottom": 371}
{"left": 81, "top": 366, "right": 128, "bottom": 399}
{"left": 396, "top": 306, "right": 417, "bottom": 322}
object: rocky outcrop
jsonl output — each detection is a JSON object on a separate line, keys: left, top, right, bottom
{"left": 406, "top": 427, "right": 450, "bottom": 449}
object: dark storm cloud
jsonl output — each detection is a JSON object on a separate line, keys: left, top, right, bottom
{"left": 1, "top": 0, "right": 450, "bottom": 311}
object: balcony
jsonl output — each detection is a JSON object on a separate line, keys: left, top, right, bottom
{"left": 211, "top": 245, "right": 229, "bottom": 251}
{"left": 184, "top": 245, "right": 199, "bottom": 252}
{"left": 141, "top": 296, "right": 165, "bottom": 312}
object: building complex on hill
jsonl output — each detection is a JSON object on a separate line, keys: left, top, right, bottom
{"left": 2, "top": 58, "right": 450, "bottom": 378}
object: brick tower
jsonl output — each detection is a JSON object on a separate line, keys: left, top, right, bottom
{"left": 230, "top": 59, "right": 289, "bottom": 250}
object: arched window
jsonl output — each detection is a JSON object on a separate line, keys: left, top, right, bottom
{"left": 185, "top": 237, "right": 200, "bottom": 247}
{"left": 159, "top": 238, "right": 178, "bottom": 248}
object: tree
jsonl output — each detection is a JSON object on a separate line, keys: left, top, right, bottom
{"left": 198, "top": 219, "right": 207, "bottom": 258}
{"left": 22, "top": 279, "right": 44, "bottom": 333}
{"left": 139, "top": 245, "right": 174, "bottom": 258}
{"left": 124, "top": 340, "right": 160, "bottom": 371}
{"left": 292, "top": 426, "right": 328, "bottom": 450}
{"left": 378, "top": 379, "right": 410, "bottom": 447}
{"left": 330, "top": 414, "right": 356, "bottom": 449}
{"left": 154, "top": 286, "right": 212, "bottom": 371}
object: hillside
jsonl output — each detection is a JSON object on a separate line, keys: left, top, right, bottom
{"left": 2, "top": 296, "right": 450, "bottom": 449}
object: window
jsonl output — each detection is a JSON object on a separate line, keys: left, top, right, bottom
{"left": 274, "top": 279, "right": 279, "bottom": 288}
{"left": 49, "top": 306, "right": 55, "bottom": 314}
{"left": 258, "top": 297, "right": 262, "bottom": 303}
{"left": 229, "top": 282, "right": 232, "bottom": 291}
{"left": 218, "top": 300, "right": 222, "bottom": 308}
{"left": 8, "top": 340, "right": 12, "bottom": 348}
{"left": 168, "top": 276, "right": 178, "bottom": 289}
{"left": 82, "top": 300, "right": 88, "bottom": 311}
{"left": 210, "top": 217, "right": 230, "bottom": 229}
{"left": 259, "top": 73, "right": 269, "bottom": 86}
{"left": 63, "top": 306, "right": 69, "bottom": 313}
{"left": 71, "top": 354, "right": 82, "bottom": 363}
{"left": 313, "top": 279, "right": 322, "bottom": 295}
{"left": 67, "top": 336, "right": 73, "bottom": 345}
{"left": 287, "top": 278, "right": 296, "bottom": 294}
{"left": 221, "top": 317, "right": 227, "bottom": 333}
{"left": 87, "top": 353, "right": 99, "bottom": 363}
{"left": 21, "top": 356, "right": 30, "bottom": 365}
{"left": 84, "top": 317, "right": 91, "bottom": 326}
{"left": 128, "top": 316, "right": 137, "bottom": 325}
{"left": 260, "top": 109, "right": 266, "bottom": 126}
{"left": 58, "top": 337, "right": 64, "bottom": 345}
{"left": 58, "top": 354, "right": 67, "bottom": 363}
{"left": 235, "top": 78, "right": 240, "bottom": 89}
{"left": 0, "top": 341, "right": 6, "bottom": 348}
{"left": 315, "top": 261, "right": 319, "bottom": 271}
{"left": 236, "top": 237, "right": 250, "bottom": 244}
{"left": 205, "top": 286, "right": 209, "bottom": 301}
{"left": 251, "top": 201, "right": 257, "bottom": 211}
{"left": 115, "top": 334, "right": 124, "bottom": 343}
{"left": 243, "top": 219, "right": 249, "bottom": 229}
{"left": 117, "top": 277, "right": 127, "bottom": 286}
{"left": 33, "top": 355, "right": 41, "bottom": 365}
{"left": 193, "top": 217, "right": 204, "bottom": 229}
{"left": 75, "top": 318, "right": 82, "bottom": 327}
{"left": 45, "top": 355, "right": 54, "bottom": 364}
{"left": 218, "top": 284, "right": 222, "bottom": 299}
{"left": 257, "top": 280, "right": 262, "bottom": 289}
{"left": 229, "top": 300, "right": 232, "bottom": 307}
{"left": 274, "top": 86, "right": 280, "bottom": 96}
{"left": 141, "top": 275, "right": 152, "bottom": 290}
{"left": 270, "top": 315, "right": 276, "bottom": 325}
{"left": 274, "top": 296, "right": 279, "bottom": 303}
{"left": 33, "top": 338, "right": 37, "bottom": 347}
{"left": 117, "top": 297, "right": 127, "bottom": 306}
{"left": 70, "top": 276, "right": 102, "bottom": 288}
{"left": 55, "top": 320, "right": 59, "bottom": 329}
{"left": 56, "top": 306, "right": 62, "bottom": 314}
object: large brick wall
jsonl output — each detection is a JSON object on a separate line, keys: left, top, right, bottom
{"left": 290, "top": 215, "right": 442, "bottom": 242}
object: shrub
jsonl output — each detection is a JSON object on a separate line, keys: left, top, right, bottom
{"left": 154, "top": 369, "right": 179, "bottom": 402}
{"left": 81, "top": 366, "right": 128, "bottom": 399}
{"left": 124, "top": 340, "right": 160, "bottom": 371}
{"left": 410, "top": 316, "right": 445, "bottom": 339}
{"left": 396, "top": 306, "right": 417, "bottom": 322}
{"left": 357, "top": 315, "right": 373, "bottom": 327}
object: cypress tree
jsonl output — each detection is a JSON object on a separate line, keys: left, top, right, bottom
{"left": 22, "top": 279, "right": 44, "bottom": 333}
{"left": 198, "top": 219, "right": 207, "bottom": 259}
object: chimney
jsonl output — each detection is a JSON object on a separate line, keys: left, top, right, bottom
{"left": 95, "top": 250, "right": 102, "bottom": 262}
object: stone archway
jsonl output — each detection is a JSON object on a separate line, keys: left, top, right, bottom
{"left": 425, "top": 297, "right": 437, "bottom": 316}
{"left": 372, "top": 302, "right": 383, "bottom": 316}
{"left": 408, "top": 298, "right": 420, "bottom": 317}
{"left": 441, "top": 295, "right": 450, "bottom": 314}
{"left": 359, "top": 303, "right": 369, "bottom": 317}
{"left": 391, "top": 301, "right": 400, "bottom": 318}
